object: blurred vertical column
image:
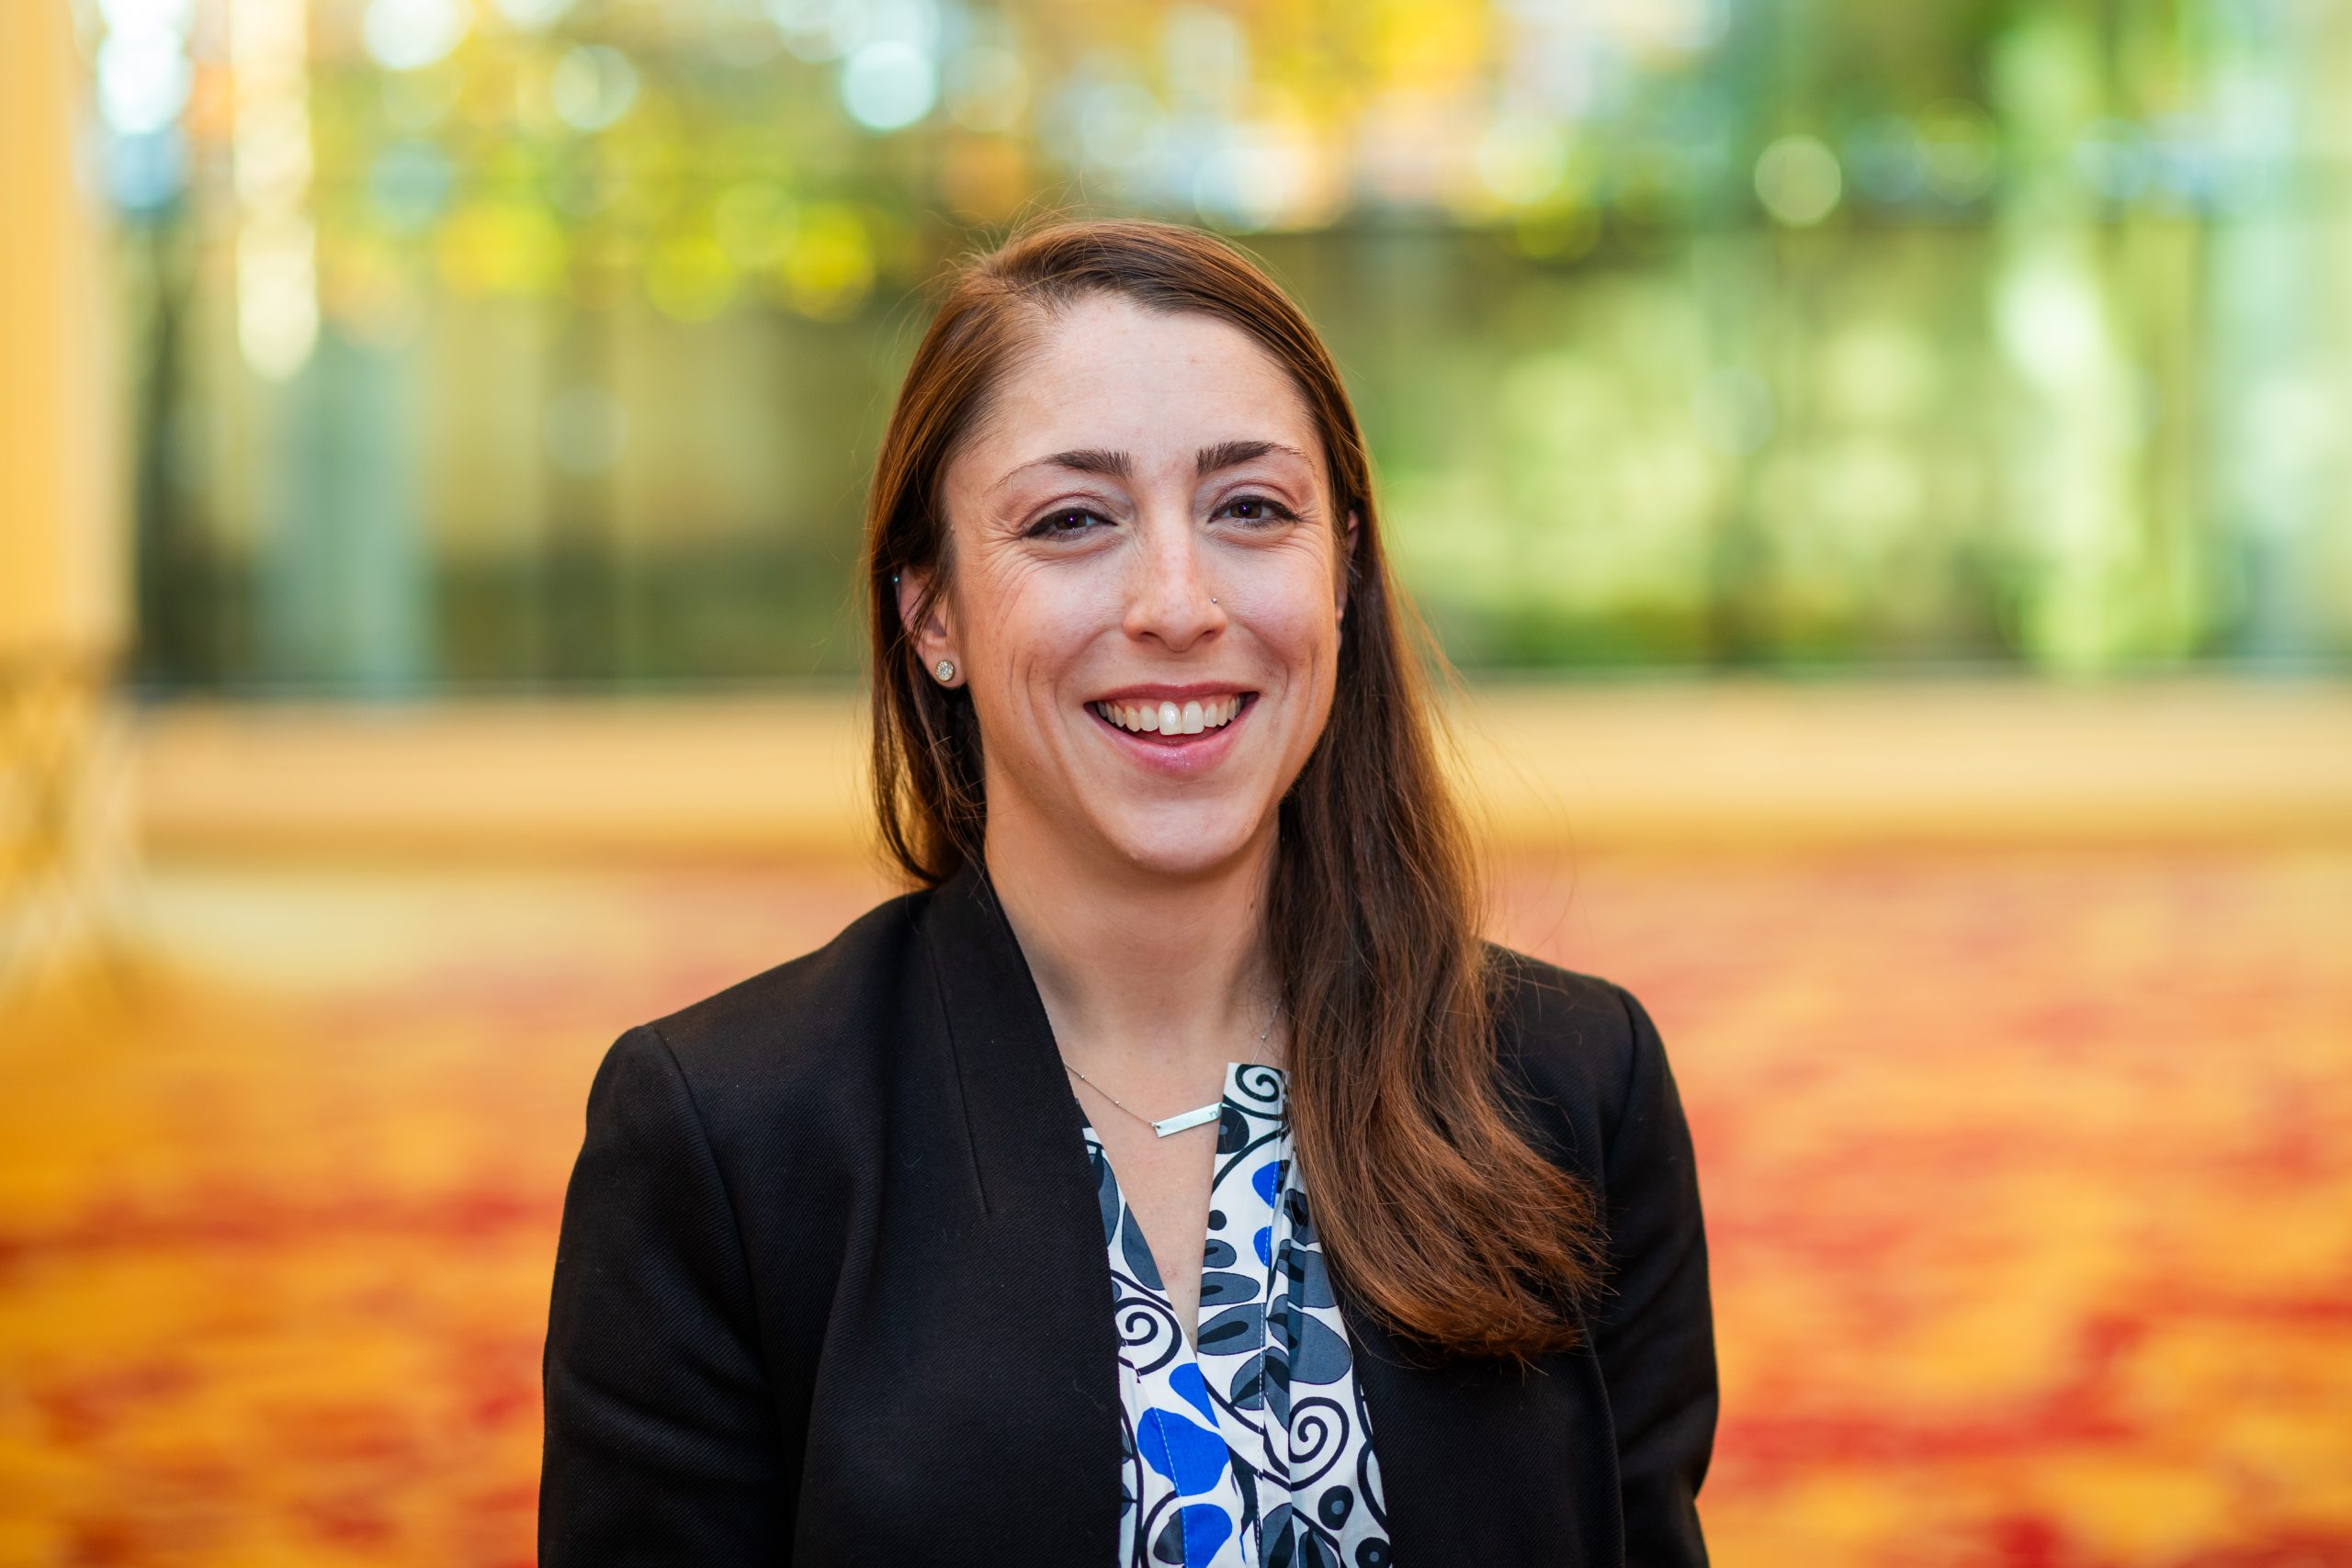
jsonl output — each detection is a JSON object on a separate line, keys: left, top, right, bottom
{"left": 0, "top": 0, "right": 139, "bottom": 999}
{"left": 2208, "top": 0, "right": 2337, "bottom": 662}
{"left": 239, "top": 0, "right": 432, "bottom": 694}
{"left": 1989, "top": 9, "right": 2150, "bottom": 672}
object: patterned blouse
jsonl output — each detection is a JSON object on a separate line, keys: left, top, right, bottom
{"left": 1081, "top": 1061, "right": 1392, "bottom": 1568}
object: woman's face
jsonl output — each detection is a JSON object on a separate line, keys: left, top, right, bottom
{"left": 905, "top": 293, "right": 1357, "bottom": 882}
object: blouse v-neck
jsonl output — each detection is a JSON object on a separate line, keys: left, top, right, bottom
{"left": 1080, "top": 1061, "right": 1391, "bottom": 1568}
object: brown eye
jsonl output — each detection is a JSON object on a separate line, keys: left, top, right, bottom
{"left": 1030, "top": 507, "right": 1106, "bottom": 537}
{"left": 1217, "top": 494, "right": 1295, "bottom": 525}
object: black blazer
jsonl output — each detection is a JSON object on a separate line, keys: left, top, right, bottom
{"left": 540, "top": 857, "right": 1717, "bottom": 1566}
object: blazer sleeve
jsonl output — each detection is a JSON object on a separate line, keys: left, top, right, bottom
{"left": 540, "top": 1023, "right": 791, "bottom": 1563}
{"left": 1594, "top": 984, "right": 1719, "bottom": 1567}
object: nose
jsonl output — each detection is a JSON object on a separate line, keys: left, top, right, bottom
{"left": 1121, "top": 519, "right": 1225, "bottom": 650}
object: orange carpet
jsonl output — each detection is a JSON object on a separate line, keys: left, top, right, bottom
{"left": 1, "top": 849, "right": 2346, "bottom": 1566}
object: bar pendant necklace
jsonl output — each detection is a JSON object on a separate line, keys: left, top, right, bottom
{"left": 1062, "top": 1003, "right": 1276, "bottom": 1138}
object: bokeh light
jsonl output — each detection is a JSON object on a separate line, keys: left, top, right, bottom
{"left": 548, "top": 45, "right": 639, "bottom": 133}
{"left": 95, "top": 32, "right": 194, "bottom": 135}
{"left": 840, "top": 39, "right": 936, "bottom": 130}
{"left": 362, "top": 0, "right": 471, "bottom": 73}
{"left": 1754, "top": 134, "right": 1842, "bottom": 226}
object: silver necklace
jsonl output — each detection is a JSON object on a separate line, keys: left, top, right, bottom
{"left": 1062, "top": 1002, "right": 1277, "bottom": 1138}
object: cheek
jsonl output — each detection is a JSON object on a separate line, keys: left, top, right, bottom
{"left": 966, "top": 560, "right": 1106, "bottom": 683}
{"left": 1250, "top": 558, "right": 1345, "bottom": 665}
{"left": 1259, "top": 602, "right": 1332, "bottom": 660}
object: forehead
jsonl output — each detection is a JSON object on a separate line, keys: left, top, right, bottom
{"left": 960, "top": 294, "right": 1325, "bottom": 483}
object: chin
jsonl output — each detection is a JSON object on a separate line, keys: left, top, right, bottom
{"left": 1101, "top": 808, "right": 1268, "bottom": 879}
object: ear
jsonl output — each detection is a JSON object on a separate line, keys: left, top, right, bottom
{"left": 894, "top": 566, "right": 960, "bottom": 682}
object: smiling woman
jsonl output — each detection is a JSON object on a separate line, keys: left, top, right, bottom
{"left": 539, "top": 220, "right": 1718, "bottom": 1568}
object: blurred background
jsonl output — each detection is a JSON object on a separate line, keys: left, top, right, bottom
{"left": 3, "top": 0, "right": 2348, "bottom": 1562}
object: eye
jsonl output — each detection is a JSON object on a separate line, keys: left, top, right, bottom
{"left": 1026, "top": 506, "right": 1110, "bottom": 538}
{"left": 1216, "top": 494, "right": 1297, "bottom": 526}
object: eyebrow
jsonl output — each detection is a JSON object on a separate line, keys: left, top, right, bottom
{"left": 986, "top": 448, "right": 1127, "bottom": 495}
{"left": 991, "top": 440, "right": 1311, "bottom": 492}
{"left": 1193, "top": 438, "right": 1309, "bottom": 478}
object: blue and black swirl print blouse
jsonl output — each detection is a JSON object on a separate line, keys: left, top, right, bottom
{"left": 1081, "top": 1061, "right": 1391, "bottom": 1568}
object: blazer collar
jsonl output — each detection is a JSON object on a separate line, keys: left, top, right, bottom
{"left": 912, "top": 854, "right": 1597, "bottom": 1565}
{"left": 917, "top": 854, "right": 1103, "bottom": 1217}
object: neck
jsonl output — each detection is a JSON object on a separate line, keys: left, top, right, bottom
{"left": 981, "top": 808, "right": 1283, "bottom": 1085}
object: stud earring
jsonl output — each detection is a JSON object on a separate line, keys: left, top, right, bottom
{"left": 935, "top": 660, "right": 956, "bottom": 682}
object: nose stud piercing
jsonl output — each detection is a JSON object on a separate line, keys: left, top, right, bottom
{"left": 935, "top": 660, "right": 956, "bottom": 682}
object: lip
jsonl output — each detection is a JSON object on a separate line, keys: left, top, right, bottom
{"left": 1085, "top": 691, "right": 1257, "bottom": 777}
{"left": 1088, "top": 682, "right": 1257, "bottom": 704}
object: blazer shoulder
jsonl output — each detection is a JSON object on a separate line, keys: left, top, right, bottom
{"left": 631, "top": 882, "right": 932, "bottom": 1132}
{"left": 1481, "top": 940, "right": 1662, "bottom": 1161}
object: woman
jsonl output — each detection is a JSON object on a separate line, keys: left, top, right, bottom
{"left": 540, "top": 218, "right": 1716, "bottom": 1567}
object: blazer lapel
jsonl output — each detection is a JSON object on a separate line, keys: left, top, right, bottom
{"left": 914, "top": 857, "right": 1127, "bottom": 1563}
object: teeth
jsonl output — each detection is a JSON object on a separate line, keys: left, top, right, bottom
{"left": 1093, "top": 695, "right": 1246, "bottom": 735}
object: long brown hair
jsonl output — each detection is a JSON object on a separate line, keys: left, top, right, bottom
{"left": 861, "top": 217, "right": 1606, "bottom": 1360}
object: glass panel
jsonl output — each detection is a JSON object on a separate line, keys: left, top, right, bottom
{"left": 96, "top": 0, "right": 2352, "bottom": 691}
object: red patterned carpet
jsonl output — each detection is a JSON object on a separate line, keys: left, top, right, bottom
{"left": 2, "top": 849, "right": 2347, "bottom": 1566}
